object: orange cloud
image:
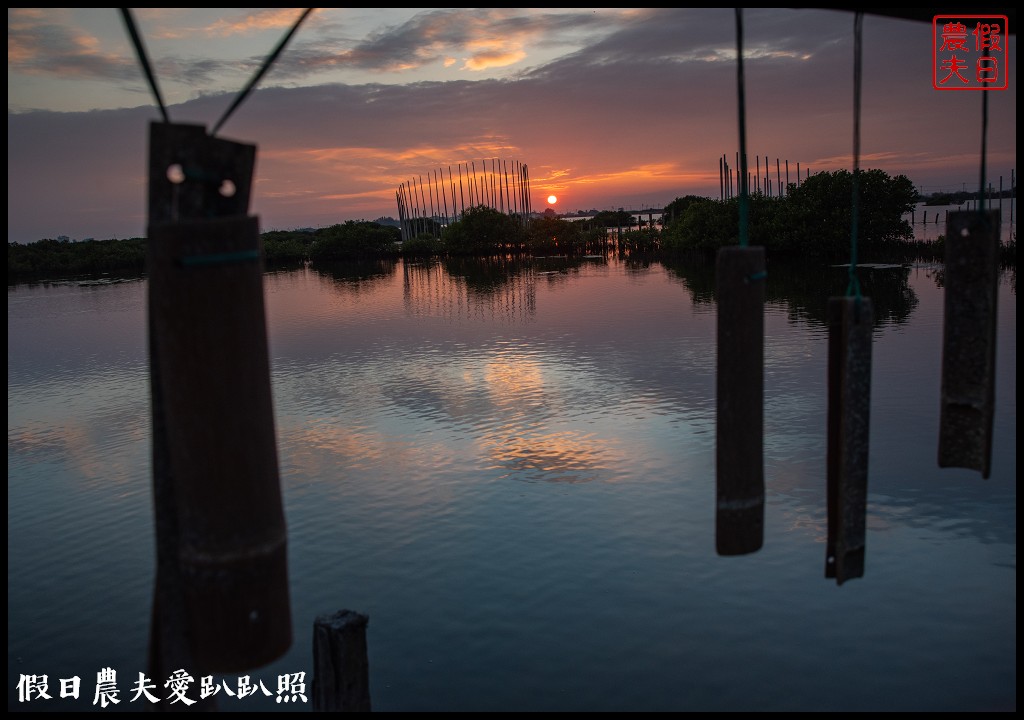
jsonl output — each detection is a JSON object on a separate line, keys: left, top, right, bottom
{"left": 205, "top": 8, "right": 315, "bottom": 38}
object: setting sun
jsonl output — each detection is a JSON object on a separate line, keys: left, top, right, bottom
{"left": 547, "top": 195, "right": 557, "bottom": 204}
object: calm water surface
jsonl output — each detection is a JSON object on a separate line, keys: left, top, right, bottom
{"left": 7, "top": 256, "right": 1016, "bottom": 711}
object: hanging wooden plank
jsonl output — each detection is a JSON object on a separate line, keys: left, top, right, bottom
{"left": 938, "top": 210, "right": 1000, "bottom": 478}
{"left": 147, "top": 121, "right": 291, "bottom": 673}
{"left": 715, "top": 245, "right": 765, "bottom": 556}
{"left": 825, "top": 296, "right": 873, "bottom": 585}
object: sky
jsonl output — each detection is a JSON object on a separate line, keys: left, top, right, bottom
{"left": 7, "top": 7, "right": 1017, "bottom": 243}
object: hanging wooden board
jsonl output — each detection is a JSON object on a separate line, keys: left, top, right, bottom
{"left": 825, "top": 296, "right": 873, "bottom": 585}
{"left": 147, "top": 121, "right": 291, "bottom": 673}
{"left": 715, "top": 245, "right": 765, "bottom": 556}
{"left": 938, "top": 210, "right": 1000, "bottom": 479}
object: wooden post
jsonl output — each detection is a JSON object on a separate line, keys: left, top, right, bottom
{"left": 719, "top": 157, "right": 724, "bottom": 201}
{"left": 825, "top": 296, "right": 873, "bottom": 585}
{"left": 715, "top": 246, "right": 765, "bottom": 555}
{"left": 147, "top": 121, "right": 292, "bottom": 677}
{"left": 313, "top": 610, "right": 371, "bottom": 712}
{"left": 938, "top": 210, "right": 1000, "bottom": 478}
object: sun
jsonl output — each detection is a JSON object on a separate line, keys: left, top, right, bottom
{"left": 547, "top": 195, "right": 558, "bottom": 205}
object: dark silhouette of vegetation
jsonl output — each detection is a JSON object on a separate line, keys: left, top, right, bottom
{"left": 441, "top": 205, "right": 523, "bottom": 255}
{"left": 776, "top": 169, "right": 918, "bottom": 258}
{"left": 590, "top": 210, "right": 636, "bottom": 228}
{"left": 308, "top": 220, "right": 401, "bottom": 260}
{"left": 662, "top": 195, "right": 712, "bottom": 225}
{"left": 8, "top": 168, "right": 1015, "bottom": 284}
{"left": 261, "top": 228, "right": 313, "bottom": 265}
{"left": 660, "top": 169, "right": 920, "bottom": 261}
{"left": 8, "top": 237, "right": 147, "bottom": 282}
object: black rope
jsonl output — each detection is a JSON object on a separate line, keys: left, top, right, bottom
{"left": 847, "top": 12, "right": 863, "bottom": 299}
{"left": 211, "top": 8, "right": 315, "bottom": 136}
{"left": 979, "top": 46, "right": 989, "bottom": 215}
{"left": 735, "top": 8, "right": 749, "bottom": 247}
{"left": 119, "top": 8, "right": 169, "bottom": 123}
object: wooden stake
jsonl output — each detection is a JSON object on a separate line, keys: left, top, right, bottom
{"left": 715, "top": 246, "right": 765, "bottom": 555}
{"left": 938, "top": 210, "right": 1000, "bottom": 478}
{"left": 313, "top": 610, "right": 371, "bottom": 712}
{"left": 825, "top": 296, "right": 873, "bottom": 584}
{"left": 147, "top": 121, "right": 291, "bottom": 675}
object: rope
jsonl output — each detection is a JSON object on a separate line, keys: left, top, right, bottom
{"left": 119, "top": 8, "right": 313, "bottom": 134}
{"left": 119, "top": 8, "right": 169, "bottom": 123}
{"left": 735, "top": 8, "right": 749, "bottom": 248}
{"left": 212, "top": 8, "right": 314, "bottom": 136}
{"left": 979, "top": 47, "right": 989, "bottom": 215}
{"left": 846, "top": 12, "right": 863, "bottom": 299}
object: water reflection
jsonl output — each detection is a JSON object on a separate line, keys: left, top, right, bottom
{"left": 315, "top": 258, "right": 398, "bottom": 285}
{"left": 403, "top": 258, "right": 537, "bottom": 324}
{"left": 663, "top": 257, "right": 921, "bottom": 328}
{"left": 7, "top": 255, "right": 1016, "bottom": 712}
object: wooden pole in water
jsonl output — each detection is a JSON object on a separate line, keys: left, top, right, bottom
{"left": 440, "top": 169, "right": 449, "bottom": 229}
{"left": 448, "top": 166, "right": 456, "bottom": 225}
{"left": 428, "top": 171, "right": 437, "bottom": 233}
{"left": 403, "top": 184, "right": 411, "bottom": 240}
{"left": 503, "top": 160, "right": 512, "bottom": 217}
{"left": 486, "top": 158, "right": 492, "bottom": 209}
{"left": 525, "top": 164, "right": 532, "bottom": 217}
{"left": 493, "top": 158, "right": 501, "bottom": 212}
{"left": 313, "top": 610, "right": 371, "bottom": 712}
{"left": 512, "top": 161, "right": 520, "bottom": 223}
{"left": 469, "top": 161, "right": 477, "bottom": 207}
{"left": 458, "top": 164, "right": 466, "bottom": 218}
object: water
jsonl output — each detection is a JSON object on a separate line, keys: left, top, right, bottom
{"left": 904, "top": 200, "right": 1016, "bottom": 244}
{"left": 7, "top": 256, "right": 1016, "bottom": 711}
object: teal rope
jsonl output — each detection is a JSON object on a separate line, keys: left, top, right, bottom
{"left": 212, "top": 8, "right": 314, "bottom": 136}
{"left": 119, "top": 8, "right": 170, "bottom": 123}
{"left": 181, "top": 249, "right": 260, "bottom": 266}
{"left": 846, "top": 12, "right": 863, "bottom": 299}
{"left": 735, "top": 8, "right": 749, "bottom": 247}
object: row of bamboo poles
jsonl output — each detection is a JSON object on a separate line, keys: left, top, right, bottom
{"left": 396, "top": 158, "right": 533, "bottom": 242}
{"left": 720, "top": 153, "right": 809, "bottom": 200}
{"left": 722, "top": 157, "right": 1017, "bottom": 231}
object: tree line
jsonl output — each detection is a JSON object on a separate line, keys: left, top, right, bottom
{"left": 8, "top": 169, "right": 1013, "bottom": 283}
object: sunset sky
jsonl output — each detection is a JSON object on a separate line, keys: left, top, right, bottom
{"left": 7, "top": 7, "right": 1017, "bottom": 243}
